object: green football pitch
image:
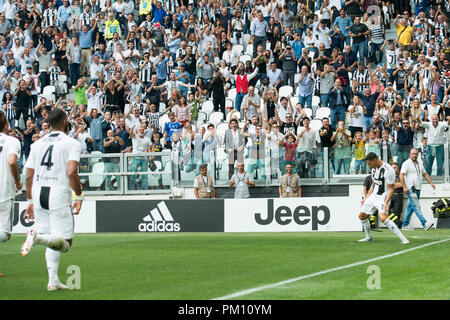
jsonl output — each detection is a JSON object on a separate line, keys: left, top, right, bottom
{"left": 1, "top": 230, "right": 449, "bottom": 300}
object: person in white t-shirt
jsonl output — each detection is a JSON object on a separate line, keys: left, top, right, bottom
{"left": 400, "top": 148, "right": 436, "bottom": 230}
{"left": 358, "top": 152, "right": 409, "bottom": 244}
{"left": 0, "top": 112, "right": 22, "bottom": 247}
{"left": 128, "top": 125, "right": 151, "bottom": 190}
{"left": 21, "top": 109, "right": 83, "bottom": 291}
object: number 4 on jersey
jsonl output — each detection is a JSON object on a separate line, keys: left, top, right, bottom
{"left": 41, "top": 145, "right": 54, "bottom": 170}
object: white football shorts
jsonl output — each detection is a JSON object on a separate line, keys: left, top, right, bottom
{"left": 34, "top": 206, "right": 74, "bottom": 240}
{"left": 361, "top": 194, "right": 387, "bottom": 215}
{"left": 0, "top": 199, "right": 14, "bottom": 235}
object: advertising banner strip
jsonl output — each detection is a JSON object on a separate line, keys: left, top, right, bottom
{"left": 224, "top": 198, "right": 362, "bottom": 232}
{"left": 12, "top": 201, "right": 96, "bottom": 234}
{"left": 96, "top": 199, "right": 225, "bottom": 233}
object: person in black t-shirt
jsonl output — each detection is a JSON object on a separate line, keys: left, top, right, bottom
{"left": 14, "top": 80, "right": 32, "bottom": 127}
{"left": 349, "top": 16, "right": 369, "bottom": 63}
{"left": 319, "top": 117, "right": 335, "bottom": 173}
{"left": 103, "top": 129, "right": 123, "bottom": 191}
{"left": 210, "top": 69, "right": 226, "bottom": 114}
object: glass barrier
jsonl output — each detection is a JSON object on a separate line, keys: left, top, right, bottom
{"left": 78, "top": 153, "right": 123, "bottom": 194}
{"left": 74, "top": 142, "right": 450, "bottom": 194}
{"left": 124, "top": 152, "right": 172, "bottom": 193}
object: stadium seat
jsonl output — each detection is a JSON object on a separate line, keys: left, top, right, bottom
{"left": 265, "top": 41, "right": 271, "bottom": 50}
{"left": 209, "top": 111, "right": 224, "bottom": 126}
{"left": 57, "top": 75, "right": 68, "bottom": 94}
{"left": 159, "top": 114, "right": 169, "bottom": 130}
{"left": 242, "top": 34, "right": 251, "bottom": 48}
{"left": 240, "top": 54, "right": 252, "bottom": 64}
{"left": 310, "top": 119, "right": 323, "bottom": 131}
{"left": 303, "top": 108, "right": 313, "bottom": 118}
{"left": 201, "top": 100, "right": 215, "bottom": 116}
{"left": 216, "top": 122, "right": 229, "bottom": 140}
{"left": 245, "top": 44, "right": 253, "bottom": 55}
{"left": 42, "top": 85, "right": 56, "bottom": 102}
{"left": 279, "top": 85, "right": 293, "bottom": 98}
{"left": 197, "top": 111, "right": 207, "bottom": 124}
{"left": 233, "top": 44, "right": 243, "bottom": 55}
{"left": 89, "top": 162, "right": 104, "bottom": 188}
{"left": 315, "top": 107, "right": 330, "bottom": 119}
{"left": 312, "top": 95, "right": 321, "bottom": 108}
{"left": 294, "top": 73, "right": 301, "bottom": 84}
{"left": 225, "top": 98, "right": 234, "bottom": 111}
{"left": 124, "top": 104, "right": 130, "bottom": 114}
{"left": 227, "top": 88, "right": 237, "bottom": 100}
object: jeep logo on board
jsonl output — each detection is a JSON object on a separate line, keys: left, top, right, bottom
{"left": 254, "top": 199, "right": 331, "bottom": 230}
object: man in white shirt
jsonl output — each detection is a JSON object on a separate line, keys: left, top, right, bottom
{"left": 417, "top": 114, "right": 450, "bottom": 176}
{"left": 90, "top": 55, "right": 105, "bottom": 83}
{"left": 85, "top": 83, "right": 104, "bottom": 112}
{"left": 267, "top": 62, "right": 283, "bottom": 89}
{"left": 21, "top": 109, "right": 83, "bottom": 291}
{"left": 128, "top": 125, "right": 151, "bottom": 190}
{"left": 400, "top": 148, "right": 436, "bottom": 230}
{"left": 0, "top": 112, "right": 22, "bottom": 247}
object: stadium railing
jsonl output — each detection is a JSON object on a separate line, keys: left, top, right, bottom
{"left": 74, "top": 143, "right": 449, "bottom": 195}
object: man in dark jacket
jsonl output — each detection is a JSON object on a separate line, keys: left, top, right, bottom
{"left": 328, "top": 78, "right": 350, "bottom": 128}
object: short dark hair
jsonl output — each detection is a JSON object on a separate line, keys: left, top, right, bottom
{"left": 365, "top": 152, "right": 379, "bottom": 161}
{"left": 47, "top": 108, "right": 67, "bottom": 128}
{"left": 199, "top": 164, "right": 208, "bottom": 170}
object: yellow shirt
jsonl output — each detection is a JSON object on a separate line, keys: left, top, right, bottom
{"left": 354, "top": 140, "right": 366, "bottom": 160}
{"left": 105, "top": 20, "right": 120, "bottom": 40}
{"left": 396, "top": 24, "right": 413, "bottom": 46}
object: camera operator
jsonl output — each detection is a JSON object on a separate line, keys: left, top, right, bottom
{"left": 231, "top": 12, "right": 244, "bottom": 45}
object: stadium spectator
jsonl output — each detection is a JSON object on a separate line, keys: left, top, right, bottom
{"left": 279, "top": 162, "right": 301, "bottom": 197}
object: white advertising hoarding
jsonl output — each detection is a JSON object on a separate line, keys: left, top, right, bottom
{"left": 12, "top": 201, "right": 96, "bottom": 234}
{"left": 225, "top": 198, "right": 362, "bottom": 232}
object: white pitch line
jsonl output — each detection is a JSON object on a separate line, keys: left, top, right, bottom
{"left": 212, "top": 238, "right": 450, "bottom": 300}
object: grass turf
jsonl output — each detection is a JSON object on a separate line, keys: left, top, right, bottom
{"left": 0, "top": 230, "right": 449, "bottom": 300}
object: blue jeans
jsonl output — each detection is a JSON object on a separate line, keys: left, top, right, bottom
{"left": 370, "top": 42, "right": 383, "bottom": 65}
{"left": 320, "top": 93, "right": 330, "bottom": 108}
{"left": 235, "top": 92, "right": 246, "bottom": 113}
{"left": 298, "top": 94, "right": 312, "bottom": 109}
{"left": 426, "top": 145, "right": 444, "bottom": 176}
{"left": 248, "top": 158, "right": 266, "bottom": 180}
{"left": 403, "top": 188, "right": 427, "bottom": 227}
{"left": 351, "top": 41, "right": 366, "bottom": 62}
{"left": 69, "top": 63, "right": 80, "bottom": 86}
{"left": 330, "top": 105, "right": 346, "bottom": 128}
{"left": 128, "top": 158, "right": 149, "bottom": 190}
{"left": 363, "top": 115, "right": 373, "bottom": 131}
{"left": 335, "top": 157, "right": 351, "bottom": 174}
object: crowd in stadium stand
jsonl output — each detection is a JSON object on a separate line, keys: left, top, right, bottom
{"left": 1, "top": 0, "right": 450, "bottom": 188}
